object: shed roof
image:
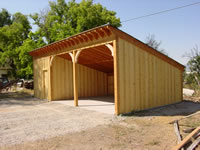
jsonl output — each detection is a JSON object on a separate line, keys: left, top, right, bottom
{"left": 29, "top": 24, "right": 184, "bottom": 71}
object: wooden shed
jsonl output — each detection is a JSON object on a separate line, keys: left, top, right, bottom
{"left": 29, "top": 24, "right": 184, "bottom": 115}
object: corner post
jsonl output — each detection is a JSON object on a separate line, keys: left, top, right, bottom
{"left": 113, "top": 38, "right": 120, "bottom": 115}
{"left": 73, "top": 51, "right": 78, "bottom": 106}
{"left": 48, "top": 56, "right": 54, "bottom": 101}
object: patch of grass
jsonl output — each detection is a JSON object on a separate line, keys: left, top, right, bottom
{"left": 146, "top": 140, "right": 160, "bottom": 146}
{"left": 4, "top": 127, "right": 10, "bottom": 130}
{"left": 110, "top": 142, "right": 126, "bottom": 149}
{"left": 113, "top": 126, "right": 126, "bottom": 139}
{"left": 180, "top": 119, "right": 200, "bottom": 128}
{"left": 0, "top": 88, "right": 33, "bottom": 99}
{"left": 18, "top": 88, "right": 34, "bottom": 96}
{"left": 121, "top": 109, "right": 150, "bottom": 117}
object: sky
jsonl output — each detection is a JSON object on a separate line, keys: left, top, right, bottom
{"left": 1, "top": 0, "right": 200, "bottom": 65}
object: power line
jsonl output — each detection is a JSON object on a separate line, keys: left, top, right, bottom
{"left": 121, "top": 1, "right": 200, "bottom": 23}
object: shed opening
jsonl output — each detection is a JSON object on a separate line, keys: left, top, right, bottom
{"left": 50, "top": 43, "right": 115, "bottom": 114}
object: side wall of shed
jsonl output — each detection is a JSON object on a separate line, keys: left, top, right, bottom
{"left": 117, "top": 38, "right": 183, "bottom": 114}
{"left": 33, "top": 56, "right": 50, "bottom": 100}
{"left": 51, "top": 56, "right": 108, "bottom": 100}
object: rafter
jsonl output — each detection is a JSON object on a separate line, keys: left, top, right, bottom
{"left": 92, "top": 47, "right": 113, "bottom": 57}
{"left": 61, "top": 41, "right": 68, "bottom": 48}
{"left": 102, "top": 27, "right": 111, "bottom": 36}
{"left": 100, "top": 28, "right": 108, "bottom": 36}
{"left": 91, "top": 31, "right": 99, "bottom": 40}
{"left": 96, "top": 29, "right": 105, "bottom": 38}
{"left": 76, "top": 36, "right": 84, "bottom": 43}
{"left": 72, "top": 37, "right": 79, "bottom": 45}
{"left": 69, "top": 39, "right": 75, "bottom": 46}
{"left": 81, "top": 59, "right": 113, "bottom": 65}
{"left": 86, "top": 33, "right": 93, "bottom": 41}
{"left": 81, "top": 34, "right": 88, "bottom": 42}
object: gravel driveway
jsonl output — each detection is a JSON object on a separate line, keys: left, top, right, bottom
{"left": 0, "top": 94, "right": 113, "bottom": 147}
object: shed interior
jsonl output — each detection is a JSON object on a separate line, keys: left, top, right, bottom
{"left": 51, "top": 43, "right": 114, "bottom": 104}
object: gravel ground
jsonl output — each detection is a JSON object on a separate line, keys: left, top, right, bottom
{"left": 0, "top": 96, "right": 114, "bottom": 147}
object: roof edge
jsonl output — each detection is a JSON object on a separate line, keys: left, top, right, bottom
{"left": 109, "top": 25, "right": 185, "bottom": 71}
{"left": 29, "top": 24, "right": 185, "bottom": 71}
{"left": 29, "top": 23, "right": 111, "bottom": 56}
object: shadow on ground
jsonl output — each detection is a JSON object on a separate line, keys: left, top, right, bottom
{"left": 79, "top": 96, "right": 114, "bottom": 103}
{"left": 123, "top": 100, "right": 200, "bottom": 117}
{"left": 0, "top": 92, "right": 46, "bottom": 106}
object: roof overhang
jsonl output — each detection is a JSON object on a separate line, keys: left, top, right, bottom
{"left": 29, "top": 24, "right": 185, "bottom": 71}
{"left": 29, "top": 24, "right": 114, "bottom": 57}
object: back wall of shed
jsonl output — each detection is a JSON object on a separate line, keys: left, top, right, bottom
{"left": 51, "top": 56, "right": 108, "bottom": 100}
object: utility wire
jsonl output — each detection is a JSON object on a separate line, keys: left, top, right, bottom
{"left": 121, "top": 1, "right": 200, "bottom": 23}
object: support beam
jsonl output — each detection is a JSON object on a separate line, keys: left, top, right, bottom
{"left": 50, "top": 55, "right": 55, "bottom": 66}
{"left": 105, "top": 44, "right": 114, "bottom": 56}
{"left": 69, "top": 50, "right": 81, "bottom": 63}
{"left": 69, "top": 52, "right": 74, "bottom": 62}
{"left": 48, "top": 57, "right": 53, "bottom": 101}
{"left": 75, "top": 50, "right": 82, "bottom": 63}
{"left": 113, "top": 39, "right": 119, "bottom": 115}
{"left": 72, "top": 51, "right": 78, "bottom": 107}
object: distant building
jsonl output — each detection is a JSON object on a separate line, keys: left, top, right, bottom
{"left": 0, "top": 66, "right": 11, "bottom": 78}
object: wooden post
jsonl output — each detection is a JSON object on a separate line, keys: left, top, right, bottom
{"left": 73, "top": 51, "right": 78, "bottom": 106}
{"left": 181, "top": 71, "right": 183, "bottom": 101}
{"left": 113, "top": 39, "right": 119, "bottom": 115}
{"left": 48, "top": 56, "right": 54, "bottom": 101}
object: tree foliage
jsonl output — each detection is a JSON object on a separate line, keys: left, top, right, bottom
{"left": 15, "top": 33, "right": 45, "bottom": 78}
{"left": 0, "top": 8, "right": 12, "bottom": 27}
{"left": 185, "top": 45, "right": 200, "bottom": 87}
{"left": 0, "top": 0, "right": 121, "bottom": 79}
{"left": 145, "top": 34, "right": 167, "bottom": 55}
{"left": 0, "top": 11, "right": 35, "bottom": 78}
{"left": 31, "top": 0, "right": 121, "bottom": 43}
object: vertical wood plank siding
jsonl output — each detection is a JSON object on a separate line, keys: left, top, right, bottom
{"left": 51, "top": 56, "right": 73, "bottom": 100}
{"left": 77, "top": 61, "right": 108, "bottom": 98}
{"left": 117, "top": 38, "right": 182, "bottom": 114}
{"left": 107, "top": 75, "right": 114, "bottom": 96}
{"left": 33, "top": 56, "right": 50, "bottom": 99}
{"left": 50, "top": 56, "right": 108, "bottom": 100}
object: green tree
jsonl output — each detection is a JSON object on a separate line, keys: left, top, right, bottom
{"left": 15, "top": 32, "right": 45, "bottom": 79}
{"left": 0, "top": 8, "right": 12, "bottom": 27}
{"left": 145, "top": 34, "right": 167, "bottom": 55}
{"left": 0, "top": 12, "right": 32, "bottom": 78}
{"left": 31, "top": 0, "right": 121, "bottom": 43}
{"left": 186, "top": 45, "right": 200, "bottom": 87}
{"left": 0, "top": 0, "right": 121, "bottom": 79}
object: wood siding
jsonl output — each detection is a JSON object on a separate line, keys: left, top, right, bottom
{"left": 51, "top": 56, "right": 73, "bottom": 100}
{"left": 51, "top": 56, "right": 108, "bottom": 100}
{"left": 117, "top": 38, "right": 182, "bottom": 114}
{"left": 107, "top": 75, "right": 114, "bottom": 96}
{"left": 33, "top": 56, "right": 50, "bottom": 99}
{"left": 77, "top": 62, "right": 108, "bottom": 98}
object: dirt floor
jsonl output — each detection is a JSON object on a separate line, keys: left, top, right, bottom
{"left": 0, "top": 92, "right": 200, "bottom": 150}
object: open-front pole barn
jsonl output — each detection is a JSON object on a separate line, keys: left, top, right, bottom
{"left": 29, "top": 24, "right": 184, "bottom": 115}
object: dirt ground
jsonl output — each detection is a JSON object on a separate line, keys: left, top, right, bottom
{"left": 0, "top": 92, "right": 200, "bottom": 150}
